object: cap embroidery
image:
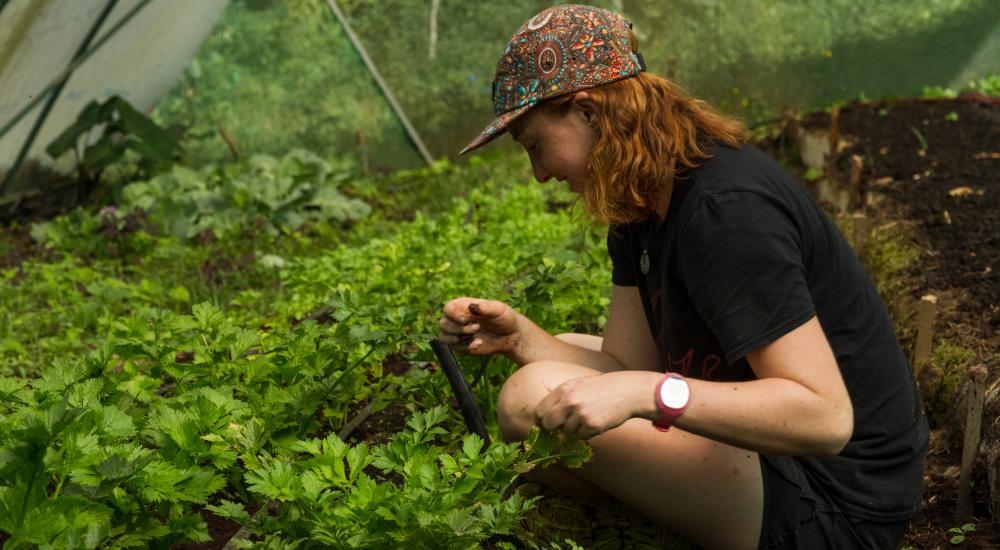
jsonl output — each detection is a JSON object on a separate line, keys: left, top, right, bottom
{"left": 461, "top": 4, "right": 646, "bottom": 155}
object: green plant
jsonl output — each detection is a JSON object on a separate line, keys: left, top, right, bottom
{"left": 2, "top": 146, "right": 617, "bottom": 546}
{"left": 949, "top": 522, "right": 976, "bottom": 545}
{"left": 45, "top": 96, "right": 181, "bottom": 197}
{"left": 908, "top": 125, "right": 929, "bottom": 150}
{"left": 969, "top": 74, "right": 1000, "bottom": 96}
{"left": 215, "top": 411, "right": 590, "bottom": 549}
{"left": 922, "top": 341, "right": 978, "bottom": 427}
{"left": 920, "top": 85, "right": 958, "bottom": 99}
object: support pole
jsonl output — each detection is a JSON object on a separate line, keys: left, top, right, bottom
{"left": 429, "top": 0, "right": 439, "bottom": 61}
{"left": 324, "top": 0, "right": 435, "bottom": 166}
{"left": 0, "top": 0, "right": 120, "bottom": 200}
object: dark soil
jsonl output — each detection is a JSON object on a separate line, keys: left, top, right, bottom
{"left": 800, "top": 97, "right": 1000, "bottom": 549}
{"left": 0, "top": 222, "right": 52, "bottom": 270}
{"left": 823, "top": 99, "right": 1000, "bottom": 341}
{"left": 171, "top": 505, "right": 245, "bottom": 550}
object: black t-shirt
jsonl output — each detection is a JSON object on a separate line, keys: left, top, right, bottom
{"left": 607, "top": 143, "right": 928, "bottom": 521}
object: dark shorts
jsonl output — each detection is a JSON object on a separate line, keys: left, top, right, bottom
{"left": 758, "top": 454, "right": 912, "bottom": 549}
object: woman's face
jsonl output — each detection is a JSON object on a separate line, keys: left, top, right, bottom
{"left": 510, "top": 92, "right": 598, "bottom": 194}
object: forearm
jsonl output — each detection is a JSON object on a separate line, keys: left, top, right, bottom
{"left": 507, "top": 313, "right": 624, "bottom": 372}
{"left": 625, "top": 372, "right": 852, "bottom": 455}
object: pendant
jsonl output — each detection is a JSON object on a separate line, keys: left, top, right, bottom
{"left": 640, "top": 249, "right": 650, "bottom": 274}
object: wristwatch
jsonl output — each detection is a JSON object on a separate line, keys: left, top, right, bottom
{"left": 653, "top": 372, "right": 690, "bottom": 431}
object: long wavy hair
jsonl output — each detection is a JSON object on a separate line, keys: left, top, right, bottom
{"left": 537, "top": 56, "right": 746, "bottom": 225}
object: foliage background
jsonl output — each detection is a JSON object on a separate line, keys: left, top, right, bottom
{"left": 154, "top": 0, "right": 1000, "bottom": 170}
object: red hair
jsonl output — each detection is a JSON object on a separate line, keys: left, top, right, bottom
{"left": 540, "top": 71, "right": 747, "bottom": 225}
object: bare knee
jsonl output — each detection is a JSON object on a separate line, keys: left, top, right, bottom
{"left": 496, "top": 362, "right": 548, "bottom": 442}
{"left": 496, "top": 360, "right": 600, "bottom": 443}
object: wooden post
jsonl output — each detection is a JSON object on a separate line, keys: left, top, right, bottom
{"left": 827, "top": 105, "right": 840, "bottom": 160}
{"left": 848, "top": 154, "right": 864, "bottom": 211}
{"left": 912, "top": 294, "right": 938, "bottom": 376}
{"left": 851, "top": 213, "right": 871, "bottom": 256}
{"left": 957, "top": 364, "right": 989, "bottom": 522}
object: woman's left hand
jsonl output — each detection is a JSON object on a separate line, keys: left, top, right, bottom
{"left": 534, "top": 370, "right": 660, "bottom": 440}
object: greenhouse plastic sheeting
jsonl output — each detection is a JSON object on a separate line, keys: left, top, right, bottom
{"left": 0, "top": 0, "right": 228, "bottom": 196}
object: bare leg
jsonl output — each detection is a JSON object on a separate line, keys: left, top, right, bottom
{"left": 498, "top": 360, "right": 763, "bottom": 550}
{"left": 554, "top": 333, "right": 604, "bottom": 352}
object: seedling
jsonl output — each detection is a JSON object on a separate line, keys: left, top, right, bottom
{"left": 949, "top": 522, "right": 975, "bottom": 545}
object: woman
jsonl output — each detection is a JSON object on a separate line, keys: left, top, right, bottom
{"left": 438, "top": 5, "right": 927, "bottom": 549}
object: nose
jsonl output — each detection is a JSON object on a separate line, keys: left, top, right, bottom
{"left": 529, "top": 158, "right": 552, "bottom": 183}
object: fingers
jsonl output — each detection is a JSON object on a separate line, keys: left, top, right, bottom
{"left": 443, "top": 297, "right": 507, "bottom": 322}
{"left": 533, "top": 378, "right": 614, "bottom": 440}
{"left": 439, "top": 298, "right": 481, "bottom": 346}
{"left": 438, "top": 316, "right": 479, "bottom": 336}
{"left": 439, "top": 297, "right": 513, "bottom": 352}
{"left": 535, "top": 390, "right": 569, "bottom": 431}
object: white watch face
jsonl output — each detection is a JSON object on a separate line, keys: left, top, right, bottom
{"left": 659, "top": 376, "right": 690, "bottom": 409}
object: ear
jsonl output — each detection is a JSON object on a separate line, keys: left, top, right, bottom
{"left": 571, "top": 91, "right": 599, "bottom": 127}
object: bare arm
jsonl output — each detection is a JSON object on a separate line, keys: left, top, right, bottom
{"left": 591, "top": 316, "right": 853, "bottom": 455}
{"left": 538, "top": 299, "right": 853, "bottom": 455}
{"left": 674, "top": 316, "right": 854, "bottom": 455}
{"left": 438, "top": 286, "right": 658, "bottom": 373}
{"left": 599, "top": 285, "right": 661, "bottom": 371}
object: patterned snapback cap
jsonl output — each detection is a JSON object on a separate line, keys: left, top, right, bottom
{"left": 459, "top": 4, "right": 646, "bottom": 155}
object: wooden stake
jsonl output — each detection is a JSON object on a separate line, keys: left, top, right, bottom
{"left": 852, "top": 213, "right": 871, "bottom": 256}
{"left": 827, "top": 105, "right": 840, "bottom": 160}
{"left": 848, "top": 154, "right": 864, "bottom": 211}
{"left": 957, "top": 364, "right": 989, "bottom": 523}
{"left": 912, "top": 294, "right": 938, "bottom": 376}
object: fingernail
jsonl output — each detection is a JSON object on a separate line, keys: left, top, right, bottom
{"left": 469, "top": 303, "right": 482, "bottom": 315}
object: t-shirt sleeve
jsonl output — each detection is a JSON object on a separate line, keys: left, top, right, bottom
{"left": 678, "top": 190, "right": 816, "bottom": 364}
{"left": 606, "top": 226, "right": 638, "bottom": 286}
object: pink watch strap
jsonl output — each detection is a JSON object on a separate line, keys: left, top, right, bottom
{"left": 653, "top": 372, "right": 689, "bottom": 432}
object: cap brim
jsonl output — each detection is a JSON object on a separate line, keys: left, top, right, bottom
{"left": 458, "top": 104, "right": 533, "bottom": 155}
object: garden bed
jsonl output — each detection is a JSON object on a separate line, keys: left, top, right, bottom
{"left": 1, "top": 97, "right": 996, "bottom": 549}
{"left": 801, "top": 97, "right": 999, "bottom": 549}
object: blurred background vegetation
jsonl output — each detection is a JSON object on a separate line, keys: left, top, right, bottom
{"left": 153, "top": 0, "right": 1000, "bottom": 172}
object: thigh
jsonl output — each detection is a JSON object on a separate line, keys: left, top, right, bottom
{"left": 554, "top": 333, "right": 603, "bottom": 351}
{"left": 498, "top": 361, "right": 764, "bottom": 550}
